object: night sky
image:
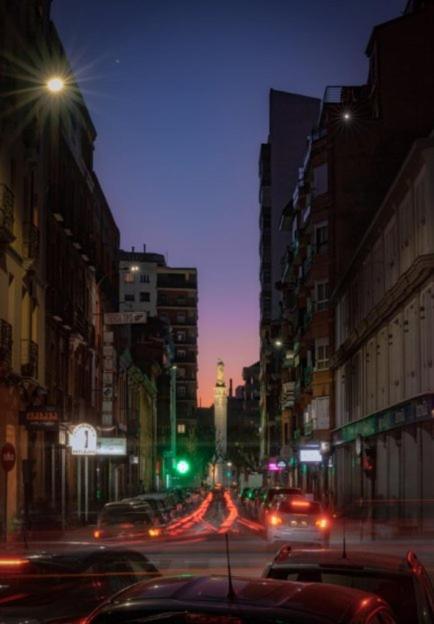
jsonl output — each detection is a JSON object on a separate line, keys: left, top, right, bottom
{"left": 52, "top": 0, "right": 403, "bottom": 406}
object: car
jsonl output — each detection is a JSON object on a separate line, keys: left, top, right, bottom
{"left": 83, "top": 573, "right": 396, "bottom": 623}
{"left": 95, "top": 501, "right": 163, "bottom": 540}
{"left": 0, "top": 546, "right": 160, "bottom": 624}
{"left": 264, "top": 495, "right": 331, "bottom": 547}
{"left": 257, "top": 487, "right": 303, "bottom": 523}
{"left": 263, "top": 547, "right": 433, "bottom": 624}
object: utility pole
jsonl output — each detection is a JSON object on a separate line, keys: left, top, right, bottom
{"left": 170, "top": 365, "right": 177, "bottom": 485}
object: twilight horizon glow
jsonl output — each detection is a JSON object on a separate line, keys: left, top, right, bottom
{"left": 52, "top": 0, "right": 403, "bottom": 406}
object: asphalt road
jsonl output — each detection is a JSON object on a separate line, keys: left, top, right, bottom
{"left": 4, "top": 491, "right": 434, "bottom": 581}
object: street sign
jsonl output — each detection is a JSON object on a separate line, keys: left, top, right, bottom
{"left": 69, "top": 423, "right": 97, "bottom": 455}
{"left": 1, "top": 443, "right": 16, "bottom": 472}
{"left": 104, "top": 311, "right": 147, "bottom": 325}
{"left": 20, "top": 407, "right": 60, "bottom": 431}
{"left": 96, "top": 437, "right": 127, "bottom": 456}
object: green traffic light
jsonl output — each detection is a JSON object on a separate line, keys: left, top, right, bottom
{"left": 175, "top": 459, "right": 190, "bottom": 475}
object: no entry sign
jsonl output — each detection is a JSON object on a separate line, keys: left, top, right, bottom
{"left": 1, "top": 443, "right": 16, "bottom": 472}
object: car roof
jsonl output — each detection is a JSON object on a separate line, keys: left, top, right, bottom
{"left": 107, "top": 574, "right": 386, "bottom": 621}
{"left": 272, "top": 548, "right": 412, "bottom": 573}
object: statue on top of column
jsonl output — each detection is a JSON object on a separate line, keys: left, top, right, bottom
{"left": 216, "top": 359, "right": 225, "bottom": 387}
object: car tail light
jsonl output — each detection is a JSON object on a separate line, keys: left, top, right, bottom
{"left": 291, "top": 499, "right": 310, "bottom": 509}
{"left": 93, "top": 529, "right": 102, "bottom": 539}
{"left": 148, "top": 527, "right": 162, "bottom": 537}
{"left": 315, "top": 517, "right": 330, "bottom": 530}
{"left": 269, "top": 514, "right": 283, "bottom": 526}
{"left": 0, "top": 558, "right": 29, "bottom": 567}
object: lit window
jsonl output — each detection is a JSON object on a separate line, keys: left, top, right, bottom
{"left": 177, "top": 423, "right": 186, "bottom": 434}
{"left": 123, "top": 273, "right": 134, "bottom": 283}
{"left": 176, "top": 331, "right": 186, "bottom": 342}
{"left": 140, "top": 292, "right": 150, "bottom": 302}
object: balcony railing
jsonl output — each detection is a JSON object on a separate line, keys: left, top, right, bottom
{"left": 0, "top": 183, "right": 15, "bottom": 244}
{"left": 0, "top": 319, "right": 12, "bottom": 371}
{"left": 21, "top": 339, "right": 38, "bottom": 379}
{"left": 158, "top": 298, "right": 196, "bottom": 308}
{"left": 23, "top": 222, "right": 40, "bottom": 260}
{"left": 171, "top": 318, "right": 197, "bottom": 327}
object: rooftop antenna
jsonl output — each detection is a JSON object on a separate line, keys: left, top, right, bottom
{"left": 224, "top": 532, "right": 236, "bottom": 601}
{"left": 341, "top": 514, "right": 348, "bottom": 559}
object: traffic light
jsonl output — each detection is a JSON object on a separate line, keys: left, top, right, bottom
{"left": 175, "top": 459, "right": 190, "bottom": 475}
{"left": 363, "top": 446, "right": 376, "bottom": 478}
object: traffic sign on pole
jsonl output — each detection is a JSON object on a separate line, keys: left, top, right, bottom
{"left": 1, "top": 443, "right": 16, "bottom": 542}
{"left": 1, "top": 443, "right": 16, "bottom": 473}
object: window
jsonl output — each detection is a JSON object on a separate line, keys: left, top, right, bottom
{"left": 315, "top": 281, "right": 329, "bottom": 310}
{"left": 177, "top": 367, "right": 186, "bottom": 378}
{"left": 315, "top": 222, "right": 328, "bottom": 254}
{"left": 139, "top": 292, "right": 150, "bottom": 302}
{"left": 177, "top": 313, "right": 186, "bottom": 323}
{"left": 177, "top": 423, "right": 186, "bottom": 434}
{"left": 176, "top": 331, "right": 186, "bottom": 342}
{"left": 312, "top": 163, "right": 328, "bottom": 196}
{"left": 123, "top": 272, "right": 134, "bottom": 283}
{"left": 177, "top": 349, "right": 186, "bottom": 360}
{"left": 124, "top": 294, "right": 135, "bottom": 302}
{"left": 315, "top": 337, "right": 329, "bottom": 370}
{"left": 177, "top": 386, "right": 186, "bottom": 397}
{"left": 140, "top": 274, "right": 150, "bottom": 283}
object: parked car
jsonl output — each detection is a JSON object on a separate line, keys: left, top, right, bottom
{"left": 0, "top": 546, "right": 160, "bottom": 624}
{"left": 257, "top": 487, "right": 303, "bottom": 524}
{"left": 95, "top": 501, "right": 162, "bottom": 540}
{"left": 83, "top": 573, "right": 397, "bottom": 623}
{"left": 264, "top": 496, "right": 332, "bottom": 546}
{"left": 263, "top": 547, "right": 433, "bottom": 624}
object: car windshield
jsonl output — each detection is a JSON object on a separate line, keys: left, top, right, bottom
{"left": 268, "top": 569, "right": 417, "bottom": 624}
{"left": 2, "top": 2, "right": 433, "bottom": 624}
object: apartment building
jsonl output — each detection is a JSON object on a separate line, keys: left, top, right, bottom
{"left": 259, "top": 90, "right": 320, "bottom": 462}
{"left": 333, "top": 134, "right": 434, "bottom": 527}
{"left": 277, "top": 0, "right": 434, "bottom": 502}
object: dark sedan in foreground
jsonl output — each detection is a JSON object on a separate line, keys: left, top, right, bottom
{"left": 83, "top": 574, "right": 396, "bottom": 623}
{"left": 0, "top": 547, "right": 159, "bottom": 624}
{"left": 263, "top": 547, "right": 432, "bottom": 624}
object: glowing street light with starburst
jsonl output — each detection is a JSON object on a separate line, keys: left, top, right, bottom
{"left": 46, "top": 76, "right": 65, "bottom": 94}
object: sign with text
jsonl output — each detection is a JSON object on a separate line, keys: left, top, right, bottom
{"left": 69, "top": 423, "right": 97, "bottom": 455}
{"left": 104, "top": 312, "right": 147, "bottom": 325}
{"left": 96, "top": 438, "right": 127, "bottom": 456}
{"left": 20, "top": 408, "right": 60, "bottom": 431}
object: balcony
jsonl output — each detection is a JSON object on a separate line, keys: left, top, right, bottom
{"left": 281, "top": 381, "right": 295, "bottom": 408}
{"left": 158, "top": 297, "right": 196, "bottom": 308}
{"left": 157, "top": 275, "right": 197, "bottom": 289}
{"left": 0, "top": 184, "right": 15, "bottom": 244}
{"left": 0, "top": 319, "right": 12, "bottom": 372}
{"left": 171, "top": 318, "right": 197, "bottom": 327}
{"left": 21, "top": 339, "right": 38, "bottom": 379}
{"left": 23, "top": 222, "right": 40, "bottom": 261}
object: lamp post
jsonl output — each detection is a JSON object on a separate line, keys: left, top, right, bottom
{"left": 170, "top": 365, "right": 177, "bottom": 486}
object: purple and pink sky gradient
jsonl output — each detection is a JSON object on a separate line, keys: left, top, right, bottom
{"left": 52, "top": 0, "right": 403, "bottom": 406}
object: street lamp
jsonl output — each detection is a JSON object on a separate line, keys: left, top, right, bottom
{"left": 342, "top": 110, "right": 352, "bottom": 122}
{"left": 274, "top": 339, "right": 283, "bottom": 348}
{"left": 46, "top": 76, "right": 65, "bottom": 94}
{"left": 130, "top": 265, "right": 140, "bottom": 272}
